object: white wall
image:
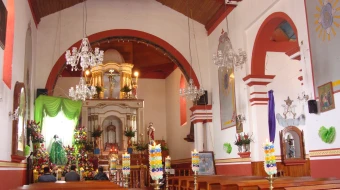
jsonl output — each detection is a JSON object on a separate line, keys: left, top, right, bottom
{"left": 138, "top": 78, "right": 167, "bottom": 141}
{"left": 208, "top": 0, "right": 316, "bottom": 160}
{"left": 0, "top": 0, "right": 37, "bottom": 161}
{"left": 165, "top": 68, "right": 194, "bottom": 160}
{"left": 35, "top": 0, "right": 210, "bottom": 94}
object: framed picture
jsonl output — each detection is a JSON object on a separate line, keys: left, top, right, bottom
{"left": 198, "top": 151, "right": 216, "bottom": 175}
{"left": 0, "top": 0, "right": 7, "bottom": 49}
{"left": 318, "top": 82, "right": 335, "bottom": 113}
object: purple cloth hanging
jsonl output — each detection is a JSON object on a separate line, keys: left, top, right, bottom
{"left": 268, "top": 90, "right": 276, "bottom": 142}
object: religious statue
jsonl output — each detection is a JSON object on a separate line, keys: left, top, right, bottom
{"left": 49, "top": 135, "right": 67, "bottom": 165}
{"left": 286, "top": 135, "right": 295, "bottom": 158}
{"left": 147, "top": 122, "right": 155, "bottom": 142}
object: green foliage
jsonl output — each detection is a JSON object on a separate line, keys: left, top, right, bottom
{"left": 120, "top": 85, "right": 132, "bottom": 93}
{"left": 91, "top": 129, "right": 103, "bottom": 138}
{"left": 161, "top": 144, "right": 169, "bottom": 151}
{"left": 134, "top": 143, "right": 148, "bottom": 151}
{"left": 95, "top": 86, "right": 104, "bottom": 94}
{"left": 25, "top": 145, "right": 31, "bottom": 156}
{"left": 124, "top": 130, "right": 135, "bottom": 137}
{"left": 85, "top": 141, "right": 94, "bottom": 152}
{"left": 319, "top": 126, "right": 336, "bottom": 144}
{"left": 223, "top": 143, "right": 232, "bottom": 154}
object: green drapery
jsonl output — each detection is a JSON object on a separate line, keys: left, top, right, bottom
{"left": 34, "top": 95, "right": 82, "bottom": 129}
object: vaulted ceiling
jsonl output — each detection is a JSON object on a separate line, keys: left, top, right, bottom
{"left": 28, "top": 0, "right": 241, "bottom": 79}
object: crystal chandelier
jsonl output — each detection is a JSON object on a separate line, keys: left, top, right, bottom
{"left": 69, "top": 77, "right": 96, "bottom": 101}
{"left": 180, "top": 79, "right": 204, "bottom": 101}
{"left": 212, "top": 43, "right": 247, "bottom": 70}
{"left": 67, "top": 1, "right": 101, "bottom": 101}
{"left": 65, "top": 38, "right": 104, "bottom": 71}
{"left": 179, "top": 4, "right": 204, "bottom": 101}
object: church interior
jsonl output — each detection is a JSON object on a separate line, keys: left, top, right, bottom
{"left": 1, "top": 0, "right": 340, "bottom": 189}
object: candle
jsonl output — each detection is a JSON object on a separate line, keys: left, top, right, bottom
{"left": 149, "top": 143, "right": 163, "bottom": 180}
{"left": 110, "top": 157, "right": 117, "bottom": 171}
{"left": 263, "top": 140, "right": 277, "bottom": 175}
{"left": 165, "top": 156, "right": 171, "bottom": 172}
{"left": 122, "top": 153, "right": 130, "bottom": 175}
{"left": 191, "top": 149, "right": 199, "bottom": 172}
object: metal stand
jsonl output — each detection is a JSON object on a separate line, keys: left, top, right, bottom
{"left": 165, "top": 172, "right": 169, "bottom": 190}
{"left": 112, "top": 170, "right": 117, "bottom": 183}
{"left": 151, "top": 179, "right": 163, "bottom": 190}
{"left": 193, "top": 171, "right": 198, "bottom": 190}
{"left": 265, "top": 175, "right": 277, "bottom": 190}
{"left": 124, "top": 174, "right": 129, "bottom": 188}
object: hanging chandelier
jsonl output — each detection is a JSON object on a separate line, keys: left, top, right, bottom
{"left": 180, "top": 79, "right": 204, "bottom": 101}
{"left": 67, "top": 1, "right": 101, "bottom": 101}
{"left": 65, "top": 38, "right": 104, "bottom": 71}
{"left": 212, "top": 35, "right": 247, "bottom": 70}
{"left": 69, "top": 77, "right": 96, "bottom": 101}
{"left": 179, "top": 4, "right": 204, "bottom": 101}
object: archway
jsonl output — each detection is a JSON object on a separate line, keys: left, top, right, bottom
{"left": 45, "top": 29, "right": 200, "bottom": 94}
{"left": 250, "top": 12, "right": 300, "bottom": 76}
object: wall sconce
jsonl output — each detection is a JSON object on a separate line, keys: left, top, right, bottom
{"left": 9, "top": 107, "right": 19, "bottom": 121}
{"left": 297, "top": 92, "right": 309, "bottom": 102}
{"left": 133, "top": 71, "right": 139, "bottom": 84}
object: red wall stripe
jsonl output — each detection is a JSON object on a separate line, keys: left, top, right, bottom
{"left": 180, "top": 75, "right": 187, "bottom": 126}
{"left": 3, "top": 0, "right": 14, "bottom": 88}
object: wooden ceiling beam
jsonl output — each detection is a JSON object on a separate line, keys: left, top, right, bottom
{"left": 205, "top": 3, "right": 237, "bottom": 35}
{"left": 27, "top": 0, "right": 39, "bottom": 28}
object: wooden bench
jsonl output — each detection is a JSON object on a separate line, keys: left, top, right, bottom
{"left": 12, "top": 181, "right": 123, "bottom": 190}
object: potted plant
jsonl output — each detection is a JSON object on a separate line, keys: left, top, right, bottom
{"left": 234, "top": 134, "right": 243, "bottom": 153}
{"left": 95, "top": 86, "right": 104, "bottom": 99}
{"left": 242, "top": 133, "right": 254, "bottom": 152}
{"left": 91, "top": 128, "right": 103, "bottom": 149}
{"left": 120, "top": 85, "right": 131, "bottom": 98}
{"left": 124, "top": 127, "right": 135, "bottom": 147}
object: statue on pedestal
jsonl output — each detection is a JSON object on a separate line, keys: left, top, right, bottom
{"left": 147, "top": 122, "right": 155, "bottom": 143}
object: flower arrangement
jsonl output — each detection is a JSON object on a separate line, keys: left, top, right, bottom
{"left": 33, "top": 144, "right": 50, "bottom": 171}
{"left": 91, "top": 128, "right": 103, "bottom": 138}
{"left": 28, "top": 120, "right": 44, "bottom": 143}
{"left": 234, "top": 134, "right": 243, "bottom": 146}
{"left": 64, "top": 145, "right": 76, "bottom": 165}
{"left": 134, "top": 142, "right": 148, "bottom": 151}
{"left": 74, "top": 126, "right": 87, "bottom": 146}
{"left": 124, "top": 127, "right": 136, "bottom": 137}
{"left": 234, "top": 133, "right": 254, "bottom": 145}
{"left": 120, "top": 85, "right": 132, "bottom": 93}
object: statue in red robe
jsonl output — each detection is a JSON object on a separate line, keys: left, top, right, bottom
{"left": 147, "top": 122, "right": 155, "bottom": 142}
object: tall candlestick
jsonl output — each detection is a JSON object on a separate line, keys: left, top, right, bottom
{"left": 191, "top": 149, "right": 199, "bottom": 172}
{"left": 149, "top": 143, "right": 163, "bottom": 180}
{"left": 122, "top": 153, "right": 130, "bottom": 175}
{"left": 263, "top": 139, "right": 277, "bottom": 175}
{"left": 165, "top": 156, "right": 171, "bottom": 172}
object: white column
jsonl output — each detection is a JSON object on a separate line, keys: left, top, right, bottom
{"left": 194, "top": 122, "right": 204, "bottom": 151}
{"left": 205, "top": 122, "right": 214, "bottom": 151}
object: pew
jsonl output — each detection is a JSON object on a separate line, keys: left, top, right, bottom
{"left": 12, "top": 181, "right": 123, "bottom": 190}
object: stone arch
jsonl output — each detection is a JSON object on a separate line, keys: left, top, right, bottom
{"left": 45, "top": 29, "right": 200, "bottom": 94}
{"left": 251, "top": 12, "right": 299, "bottom": 76}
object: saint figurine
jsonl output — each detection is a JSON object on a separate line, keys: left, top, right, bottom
{"left": 147, "top": 122, "right": 155, "bottom": 142}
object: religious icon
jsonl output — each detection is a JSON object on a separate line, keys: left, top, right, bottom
{"left": 147, "top": 122, "right": 155, "bottom": 143}
{"left": 318, "top": 82, "right": 335, "bottom": 113}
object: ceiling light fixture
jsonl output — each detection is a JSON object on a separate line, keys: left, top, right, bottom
{"left": 179, "top": 3, "right": 204, "bottom": 101}
{"left": 67, "top": 1, "right": 100, "bottom": 101}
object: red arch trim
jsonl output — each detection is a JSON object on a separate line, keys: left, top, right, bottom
{"left": 251, "top": 12, "right": 299, "bottom": 75}
{"left": 45, "top": 29, "right": 200, "bottom": 94}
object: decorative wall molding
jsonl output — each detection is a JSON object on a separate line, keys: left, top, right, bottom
{"left": 0, "top": 160, "right": 26, "bottom": 168}
{"left": 215, "top": 157, "right": 251, "bottom": 164}
{"left": 310, "top": 148, "right": 340, "bottom": 158}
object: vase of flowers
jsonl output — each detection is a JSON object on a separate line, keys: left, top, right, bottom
{"left": 242, "top": 133, "right": 253, "bottom": 152}
{"left": 234, "top": 134, "right": 243, "bottom": 153}
{"left": 120, "top": 85, "right": 132, "bottom": 99}
{"left": 124, "top": 127, "right": 135, "bottom": 147}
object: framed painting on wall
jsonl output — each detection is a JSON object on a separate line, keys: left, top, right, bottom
{"left": 198, "top": 151, "right": 216, "bottom": 175}
{"left": 318, "top": 82, "right": 335, "bottom": 113}
{"left": 218, "top": 67, "right": 236, "bottom": 130}
{"left": 0, "top": 0, "right": 7, "bottom": 49}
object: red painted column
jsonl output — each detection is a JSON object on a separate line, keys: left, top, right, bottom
{"left": 3, "top": 0, "right": 14, "bottom": 88}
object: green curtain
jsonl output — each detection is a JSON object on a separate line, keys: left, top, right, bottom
{"left": 34, "top": 95, "right": 82, "bottom": 129}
